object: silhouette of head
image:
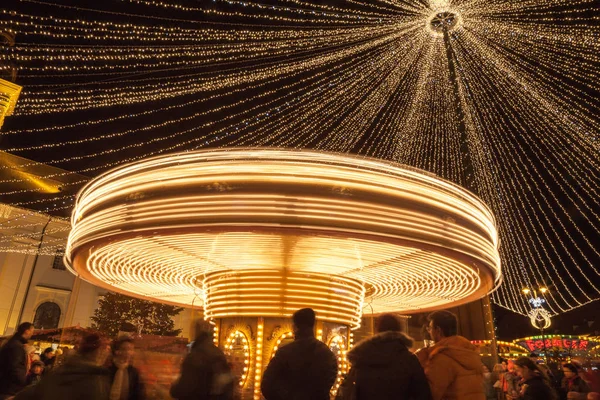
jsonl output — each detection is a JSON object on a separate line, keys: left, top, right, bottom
{"left": 17, "top": 322, "right": 35, "bottom": 340}
{"left": 427, "top": 310, "right": 457, "bottom": 342}
{"left": 376, "top": 314, "right": 402, "bottom": 333}
{"left": 293, "top": 308, "right": 316, "bottom": 334}
{"left": 79, "top": 333, "right": 109, "bottom": 364}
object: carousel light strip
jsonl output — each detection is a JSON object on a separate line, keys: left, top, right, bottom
{"left": 65, "top": 149, "right": 500, "bottom": 320}
{"left": 329, "top": 334, "right": 348, "bottom": 395}
{"left": 79, "top": 231, "right": 484, "bottom": 312}
{"left": 253, "top": 319, "right": 264, "bottom": 400}
{"left": 203, "top": 270, "right": 364, "bottom": 328}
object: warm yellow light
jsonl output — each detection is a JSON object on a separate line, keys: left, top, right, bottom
{"left": 0, "top": 79, "right": 22, "bottom": 129}
{"left": 253, "top": 318, "right": 264, "bottom": 400}
{"left": 539, "top": 287, "right": 548, "bottom": 294}
{"left": 224, "top": 330, "right": 250, "bottom": 387}
{"left": 66, "top": 149, "right": 501, "bottom": 324}
{"left": 522, "top": 288, "right": 530, "bottom": 295}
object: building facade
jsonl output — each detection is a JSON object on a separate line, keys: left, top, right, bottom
{"left": 0, "top": 203, "right": 193, "bottom": 338}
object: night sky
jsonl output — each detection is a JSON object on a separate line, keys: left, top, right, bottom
{"left": 1, "top": 0, "right": 599, "bottom": 337}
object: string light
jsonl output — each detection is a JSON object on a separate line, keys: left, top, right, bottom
{"left": 0, "top": 0, "right": 597, "bottom": 317}
{"left": 253, "top": 319, "right": 264, "bottom": 400}
{"left": 270, "top": 332, "right": 293, "bottom": 358}
{"left": 329, "top": 334, "right": 348, "bottom": 396}
{"left": 224, "top": 330, "right": 250, "bottom": 387}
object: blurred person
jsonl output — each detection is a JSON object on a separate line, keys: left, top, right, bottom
{"left": 503, "top": 360, "right": 521, "bottom": 400}
{"left": 0, "top": 322, "right": 35, "bottom": 399}
{"left": 51, "top": 348, "right": 63, "bottom": 368}
{"left": 529, "top": 353, "right": 555, "bottom": 384}
{"left": 561, "top": 364, "right": 590, "bottom": 400}
{"left": 226, "top": 362, "right": 241, "bottom": 400}
{"left": 514, "top": 357, "right": 557, "bottom": 400}
{"left": 23, "top": 345, "right": 36, "bottom": 377}
{"left": 482, "top": 365, "right": 495, "bottom": 400}
{"left": 548, "top": 362, "right": 564, "bottom": 394}
{"left": 262, "top": 308, "right": 337, "bottom": 400}
{"left": 587, "top": 368, "right": 600, "bottom": 393}
{"left": 26, "top": 361, "right": 44, "bottom": 386}
{"left": 415, "top": 323, "right": 433, "bottom": 367}
{"left": 108, "top": 336, "right": 145, "bottom": 400}
{"left": 491, "top": 364, "right": 504, "bottom": 400}
{"left": 40, "top": 348, "right": 55, "bottom": 374}
{"left": 576, "top": 364, "right": 599, "bottom": 393}
{"left": 345, "top": 313, "right": 431, "bottom": 400}
{"left": 170, "top": 320, "right": 234, "bottom": 400}
{"left": 15, "top": 333, "right": 112, "bottom": 400}
{"left": 420, "top": 310, "right": 485, "bottom": 400}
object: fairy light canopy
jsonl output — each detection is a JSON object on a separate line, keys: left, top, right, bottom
{"left": 65, "top": 149, "right": 500, "bottom": 326}
{"left": 0, "top": 0, "right": 598, "bottom": 317}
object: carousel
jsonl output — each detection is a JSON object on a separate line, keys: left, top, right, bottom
{"left": 66, "top": 149, "right": 501, "bottom": 399}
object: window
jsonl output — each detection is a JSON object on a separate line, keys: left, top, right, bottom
{"left": 52, "top": 249, "right": 66, "bottom": 271}
{"left": 33, "top": 302, "right": 61, "bottom": 329}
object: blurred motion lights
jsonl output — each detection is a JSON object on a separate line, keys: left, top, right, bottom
{"left": 66, "top": 149, "right": 500, "bottom": 326}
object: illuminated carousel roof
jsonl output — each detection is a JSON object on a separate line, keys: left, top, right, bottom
{"left": 66, "top": 149, "right": 500, "bottom": 324}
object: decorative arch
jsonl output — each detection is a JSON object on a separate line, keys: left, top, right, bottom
{"left": 328, "top": 334, "right": 348, "bottom": 396}
{"left": 270, "top": 331, "right": 294, "bottom": 359}
{"left": 33, "top": 302, "right": 61, "bottom": 329}
{"left": 224, "top": 330, "right": 251, "bottom": 388}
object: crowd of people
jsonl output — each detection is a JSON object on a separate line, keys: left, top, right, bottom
{"left": 482, "top": 356, "right": 600, "bottom": 400}
{"left": 0, "top": 311, "right": 599, "bottom": 400}
{"left": 0, "top": 322, "right": 144, "bottom": 400}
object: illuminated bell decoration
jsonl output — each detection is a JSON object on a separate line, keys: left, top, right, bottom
{"left": 66, "top": 148, "right": 501, "bottom": 327}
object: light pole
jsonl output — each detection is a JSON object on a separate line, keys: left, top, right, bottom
{"left": 522, "top": 287, "right": 551, "bottom": 361}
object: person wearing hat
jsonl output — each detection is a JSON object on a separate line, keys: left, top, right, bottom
{"left": 262, "top": 308, "right": 338, "bottom": 400}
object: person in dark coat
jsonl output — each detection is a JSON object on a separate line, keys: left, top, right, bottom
{"left": 346, "top": 314, "right": 432, "bottom": 400}
{"left": 25, "top": 361, "right": 44, "bottom": 386}
{"left": 170, "top": 321, "right": 233, "bottom": 400}
{"left": 14, "top": 333, "right": 112, "bottom": 400}
{"left": 560, "top": 363, "right": 590, "bottom": 400}
{"left": 261, "top": 308, "right": 338, "bottom": 400}
{"left": 514, "top": 357, "right": 558, "bottom": 400}
{"left": 40, "top": 348, "right": 55, "bottom": 374}
{"left": 0, "top": 322, "right": 35, "bottom": 399}
{"left": 108, "top": 336, "right": 145, "bottom": 400}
